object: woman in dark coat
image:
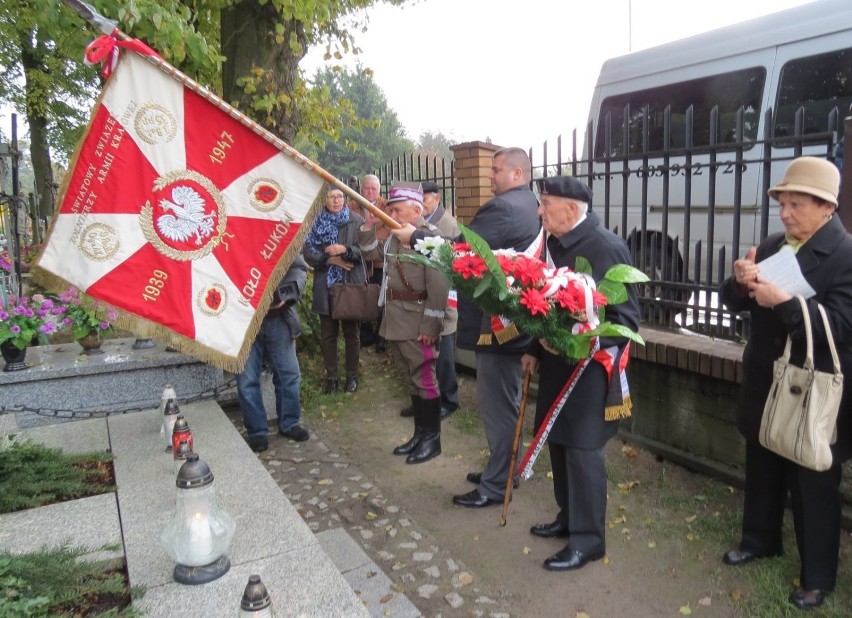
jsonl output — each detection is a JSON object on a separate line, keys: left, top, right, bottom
{"left": 303, "top": 186, "right": 366, "bottom": 394}
{"left": 719, "top": 156, "right": 852, "bottom": 610}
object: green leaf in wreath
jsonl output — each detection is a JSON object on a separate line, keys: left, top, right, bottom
{"left": 574, "top": 256, "right": 593, "bottom": 275}
{"left": 597, "top": 323, "right": 646, "bottom": 344}
{"left": 459, "top": 223, "right": 507, "bottom": 292}
{"left": 473, "top": 275, "right": 492, "bottom": 299}
{"left": 596, "top": 279, "right": 628, "bottom": 305}
{"left": 603, "top": 264, "right": 649, "bottom": 283}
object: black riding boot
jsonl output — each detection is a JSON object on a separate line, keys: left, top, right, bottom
{"left": 393, "top": 396, "right": 423, "bottom": 455}
{"left": 407, "top": 397, "right": 442, "bottom": 464}
{"left": 400, "top": 393, "right": 419, "bottom": 418}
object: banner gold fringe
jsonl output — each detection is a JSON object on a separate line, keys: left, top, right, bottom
{"left": 493, "top": 322, "right": 519, "bottom": 345}
{"left": 604, "top": 396, "right": 633, "bottom": 421}
{"left": 477, "top": 333, "right": 493, "bottom": 346}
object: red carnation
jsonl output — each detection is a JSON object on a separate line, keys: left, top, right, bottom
{"left": 592, "top": 290, "right": 608, "bottom": 307}
{"left": 519, "top": 287, "right": 550, "bottom": 316}
{"left": 452, "top": 254, "right": 488, "bottom": 279}
{"left": 453, "top": 242, "right": 471, "bottom": 253}
{"left": 554, "top": 284, "right": 581, "bottom": 312}
{"left": 512, "top": 256, "right": 545, "bottom": 287}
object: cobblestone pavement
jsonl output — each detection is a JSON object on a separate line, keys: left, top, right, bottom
{"left": 224, "top": 406, "right": 515, "bottom": 618}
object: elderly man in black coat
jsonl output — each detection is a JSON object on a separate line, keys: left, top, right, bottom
{"left": 521, "top": 176, "right": 640, "bottom": 572}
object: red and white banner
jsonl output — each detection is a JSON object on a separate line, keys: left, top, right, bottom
{"left": 35, "top": 49, "right": 326, "bottom": 371}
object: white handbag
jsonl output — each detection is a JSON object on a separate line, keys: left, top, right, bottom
{"left": 759, "top": 296, "right": 843, "bottom": 471}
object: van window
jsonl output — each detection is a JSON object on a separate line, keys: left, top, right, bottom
{"left": 773, "top": 48, "right": 852, "bottom": 138}
{"left": 595, "top": 67, "right": 766, "bottom": 157}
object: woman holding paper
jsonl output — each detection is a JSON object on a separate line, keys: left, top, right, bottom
{"left": 719, "top": 156, "right": 852, "bottom": 611}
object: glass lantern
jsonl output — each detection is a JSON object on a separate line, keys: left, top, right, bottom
{"left": 161, "top": 453, "right": 235, "bottom": 584}
{"left": 239, "top": 574, "right": 275, "bottom": 617}
{"left": 161, "top": 391, "right": 180, "bottom": 452}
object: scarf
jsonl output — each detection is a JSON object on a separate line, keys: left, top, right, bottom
{"left": 307, "top": 207, "right": 350, "bottom": 286}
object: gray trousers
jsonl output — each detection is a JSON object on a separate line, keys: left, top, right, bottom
{"left": 550, "top": 443, "right": 608, "bottom": 554}
{"left": 475, "top": 351, "right": 523, "bottom": 500}
{"left": 437, "top": 332, "right": 459, "bottom": 411}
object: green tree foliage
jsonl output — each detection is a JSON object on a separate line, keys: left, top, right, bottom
{"left": 295, "top": 64, "right": 413, "bottom": 180}
{"left": 416, "top": 130, "right": 455, "bottom": 166}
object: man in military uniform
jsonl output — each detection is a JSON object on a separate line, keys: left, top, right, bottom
{"left": 359, "top": 182, "right": 450, "bottom": 464}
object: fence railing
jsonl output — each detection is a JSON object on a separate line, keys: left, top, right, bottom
{"left": 374, "top": 154, "right": 455, "bottom": 215}
{"left": 376, "top": 104, "right": 845, "bottom": 343}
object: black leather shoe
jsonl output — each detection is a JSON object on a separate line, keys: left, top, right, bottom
{"left": 530, "top": 521, "right": 570, "bottom": 539}
{"left": 247, "top": 436, "right": 268, "bottom": 453}
{"left": 440, "top": 405, "right": 457, "bottom": 419}
{"left": 345, "top": 377, "right": 358, "bottom": 393}
{"left": 543, "top": 547, "right": 605, "bottom": 571}
{"left": 465, "top": 471, "right": 519, "bottom": 488}
{"left": 452, "top": 489, "right": 500, "bottom": 508}
{"left": 279, "top": 425, "right": 309, "bottom": 442}
{"left": 789, "top": 588, "right": 828, "bottom": 610}
{"left": 324, "top": 378, "right": 338, "bottom": 394}
{"left": 400, "top": 405, "right": 414, "bottom": 418}
{"left": 722, "top": 549, "right": 781, "bottom": 566}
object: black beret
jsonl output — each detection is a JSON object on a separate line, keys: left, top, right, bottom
{"left": 421, "top": 181, "right": 440, "bottom": 194}
{"left": 537, "top": 176, "right": 592, "bottom": 204}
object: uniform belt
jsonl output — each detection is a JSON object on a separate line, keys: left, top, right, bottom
{"left": 387, "top": 289, "right": 427, "bottom": 302}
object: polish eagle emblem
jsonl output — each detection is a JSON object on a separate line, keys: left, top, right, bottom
{"left": 140, "top": 170, "right": 228, "bottom": 261}
{"left": 156, "top": 185, "right": 216, "bottom": 246}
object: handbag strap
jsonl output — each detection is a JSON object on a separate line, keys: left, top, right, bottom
{"left": 817, "top": 303, "right": 842, "bottom": 375}
{"left": 786, "top": 296, "right": 841, "bottom": 374}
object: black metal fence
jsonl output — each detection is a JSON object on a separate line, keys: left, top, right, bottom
{"left": 530, "top": 104, "right": 843, "bottom": 342}
{"left": 373, "top": 154, "right": 455, "bottom": 215}
{"left": 375, "top": 104, "right": 845, "bottom": 343}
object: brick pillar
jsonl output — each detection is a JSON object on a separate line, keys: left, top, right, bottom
{"left": 450, "top": 141, "right": 501, "bottom": 225}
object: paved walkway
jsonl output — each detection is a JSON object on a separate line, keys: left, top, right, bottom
{"left": 225, "top": 410, "right": 515, "bottom": 617}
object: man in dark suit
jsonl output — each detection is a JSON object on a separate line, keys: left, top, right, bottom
{"left": 521, "top": 176, "right": 640, "bottom": 571}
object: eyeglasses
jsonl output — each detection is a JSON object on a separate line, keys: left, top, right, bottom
{"left": 329, "top": 194, "right": 345, "bottom": 201}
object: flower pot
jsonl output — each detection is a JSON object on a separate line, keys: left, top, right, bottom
{"left": 77, "top": 332, "right": 104, "bottom": 355}
{"left": 1, "top": 341, "right": 28, "bottom": 372}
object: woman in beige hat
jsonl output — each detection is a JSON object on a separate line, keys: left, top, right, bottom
{"left": 719, "top": 156, "right": 852, "bottom": 610}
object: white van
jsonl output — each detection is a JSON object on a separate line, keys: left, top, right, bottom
{"left": 585, "top": 0, "right": 852, "bottom": 286}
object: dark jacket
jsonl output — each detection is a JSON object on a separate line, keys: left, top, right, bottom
{"left": 303, "top": 211, "right": 366, "bottom": 316}
{"left": 530, "top": 211, "right": 641, "bottom": 447}
{"left": 267, "top": 255, "right": 308, "bottom": 338}
{"left": 457, "top": 185, "right": 541, "bottom": 353}
{"left": 719, "top": 215, "right": 852, "bottom": 460}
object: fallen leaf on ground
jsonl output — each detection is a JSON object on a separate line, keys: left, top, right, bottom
{"left": 577, "top": 613, "right": 590, "bottom": 618}
{"left": 684, "top": 515, "right": 697, "bottom": 523}
{"left": 379, "top": 593, "right": 394, "bottom": 604}
{"left": 366, "top": 571, "right": 377, "bottom": 578}
{"left": 679, "top": 606, "right": 692, "bottom": 615}
{"left": 730, "top": 589, "right": 742, "bottom": 600}
{"left": 457, "top": 572, "right": 474, "bottom": 586}
{"left": 617, "top": 480, "right": 640, "bottom": 492}
{"left": 546, "top": 471, "right": 553, "bottom": 479}
{"left": 473, "top": 535, "right": 480, "bottom": 541}
{"left": 698, "top": 597, "right": 711, "bottom": 607}
{"left": 317, "top": 478, "right": 333, "bottom": 485}
{"left": 523, "top": 546, "right": 531, "bottom": 554}
{"left": 621, "top": 444, "right": 638, "bottom": 458}
{"left": 365, "top": 512, "right": 377, "bottom": 521}
{"left": 390, "top": 583, "right": 405, "bottom": 593}
{"left": 648, "top": 541, "right": 656, "bottom": 548}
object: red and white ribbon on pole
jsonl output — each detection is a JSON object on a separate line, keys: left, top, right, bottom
{"left": 516, "top": 337, "right": 600, "bottom": 480}
{"left": 84, "top": 30, "right": 162, "bottom": 78}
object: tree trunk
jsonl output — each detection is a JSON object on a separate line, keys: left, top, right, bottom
{"left": 220, "top": 0, "right": 305, "bottom": 143}
{"left": 19, "top": 32, "right": 55, "bottom": 223}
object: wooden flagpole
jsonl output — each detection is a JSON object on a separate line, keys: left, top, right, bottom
{"left": 59, "top": 0, "right": 400, "bottom": 230}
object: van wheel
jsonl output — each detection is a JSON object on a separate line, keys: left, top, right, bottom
{"left": 628, "top": 231, "right": 687, "bottom": 321}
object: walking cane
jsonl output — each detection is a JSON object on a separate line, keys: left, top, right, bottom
{"left": 500, "top": 371, "right": 531, "bottom": 526}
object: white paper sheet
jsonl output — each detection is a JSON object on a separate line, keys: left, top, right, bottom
{"left": 756, "top": 246, "right": 816, "bottom": 298}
